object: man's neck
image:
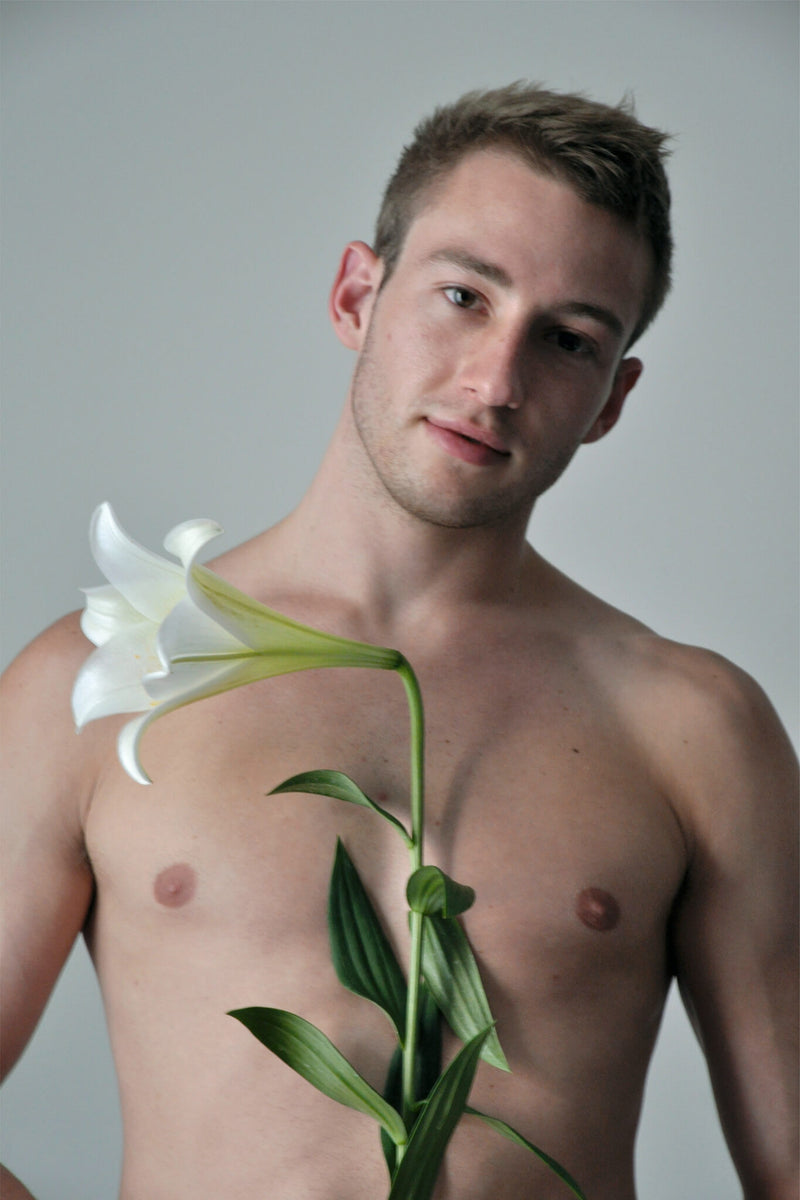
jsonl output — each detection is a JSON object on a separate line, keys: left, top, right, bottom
{"left": 269, "top": 406, "right": 541, "bottom": 637}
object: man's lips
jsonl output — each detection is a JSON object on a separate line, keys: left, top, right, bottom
{"left": 424, "top": 417, "right": 511, "bottom": 466}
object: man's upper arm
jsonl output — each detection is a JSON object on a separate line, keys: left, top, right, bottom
{"left": 670, "top": 659, "right": 798, "bottom": 1198}
{"left": 1, "top": 615, "right": 99, "bottom": 1079}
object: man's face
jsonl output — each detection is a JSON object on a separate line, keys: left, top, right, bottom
{"left": 340, "top": 149, "right": 649, "bottom": 531}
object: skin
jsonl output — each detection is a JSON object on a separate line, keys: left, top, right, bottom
{"left": 2, "top": 150, "right": 797, "bottom": 1199}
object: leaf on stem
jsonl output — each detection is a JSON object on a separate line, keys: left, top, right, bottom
{"left": 406, "top": 865, "right": 475, "bottom": 918}
{"left": 387, "top": 1027, "right": 491, "bottom": 1200}
{"left": 328, "top": 839, "right": 408, "bottom": 1040}
{"left": 421, "top": 915, "right": 510, "bottom": 1072}
{"left": 270, "top": 769, "right": 412, "bottom": 846}
{"left": 228, "top": 1007, "right": 407, "bottom": 1148}
{"left": 380, "top": 983, "right": 443, "bottom": 1178}
{"left": 413, "top": 980, "right": 445, "bottom": 1101}
{"left": 465, "top": 1108, "right": 587, "bottom": 1199}
{"left": 381, "top": 1046, "right": 403, "bottom": 1179}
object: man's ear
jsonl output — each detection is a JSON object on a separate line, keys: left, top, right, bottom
{"left": 582, "top": 356, "right": 643, "bottom": 444}
{"left": 329, "top": 241, "right": 383, "bottom": 350}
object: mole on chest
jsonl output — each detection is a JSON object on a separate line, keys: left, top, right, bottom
{"left": 153, "top": 863, "right": 197, "bottom": 908}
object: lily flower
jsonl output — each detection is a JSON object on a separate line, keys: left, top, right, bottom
{"left": 72, "top": 503, "right": 402, "bottom": 784}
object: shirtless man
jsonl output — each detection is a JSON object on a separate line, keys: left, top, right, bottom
{"left": 2, "top": 84, "right": 797, "bottom": 1199}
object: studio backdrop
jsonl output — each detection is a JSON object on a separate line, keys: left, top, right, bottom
{"left": 1, "top": 3, "right": 797, "bottom": 1197}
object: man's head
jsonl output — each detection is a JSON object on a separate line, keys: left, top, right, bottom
{"left": 374, "top": 82, "right": 672, "bottom": 347}
{"left": 331, "top": 149, "right": 650, "bottom": 532}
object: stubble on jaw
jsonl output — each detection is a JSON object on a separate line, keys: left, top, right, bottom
{"left": 348, "top": 329, "right": 580, "bottom": 533}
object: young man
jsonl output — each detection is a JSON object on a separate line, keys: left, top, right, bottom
{"left": 2, "top": 84, "right": 797, "bottom": 1199}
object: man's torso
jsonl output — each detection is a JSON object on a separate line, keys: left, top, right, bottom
{"left": 81, "top": 559, "right": 692, "bottom": 1198}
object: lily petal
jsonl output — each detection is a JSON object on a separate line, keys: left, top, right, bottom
{"left": 89, "top": 503, "right": 184, "bottom": 622}
{"left": 117, "top": 711, "right": 159, "bottom": 786}
{"left": 80, "top": 585, "right": 147, "bottom": 647}
{"left": 72, "top": 626, "right": 161, "bottom": 727}
{"left": 163, "top": 517, "right": 224, "bottom": 567}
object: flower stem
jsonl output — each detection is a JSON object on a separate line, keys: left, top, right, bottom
{"left": 398, "top": 658, "right": 425, "bottom": 867}
{"left": 397, "top": 658, "right": 426, "bottom": 1146}
{"left": 402, "top": 909, "right": 424, "bottom": 1128}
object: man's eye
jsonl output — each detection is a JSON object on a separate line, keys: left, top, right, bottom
{"left": 443, "top": 286, "right": 480, "bottom": 310}
{"left": 548, "top": 329, "right": 593, "bottom": 355}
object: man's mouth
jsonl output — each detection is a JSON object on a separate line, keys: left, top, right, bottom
{"left": 424, "top": 417, "right": 511, "bottom": 466}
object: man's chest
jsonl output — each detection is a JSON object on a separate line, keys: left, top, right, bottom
{"left": 85, "top": 658, "right": 687, "bottom": 993}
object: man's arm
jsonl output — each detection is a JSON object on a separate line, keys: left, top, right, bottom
{"left": 1, "top": 615, "right": 101, "bottom": 1197}
{"left": 669, "top": 657, "right": 798, "bottom": 1199}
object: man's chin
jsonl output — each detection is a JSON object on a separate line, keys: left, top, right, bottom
{"left": 377, "top": 481, "right": 537, "bottom": 532}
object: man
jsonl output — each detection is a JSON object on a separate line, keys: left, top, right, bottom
{"left": 1, "top": 83, "right": 797, "bottom": 1198}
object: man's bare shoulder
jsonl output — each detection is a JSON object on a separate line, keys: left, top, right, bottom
{"left": 614, "top": 625, "right": 793, "bottom": 762}
{"left": 599, "top": 618, "right": 796, "bottom": 847}
{"left": 1, "top": 611, "right": 109, "bottom": 823}
{"left": 3, "top": 610, "right": 90, "bottom": 723}
{"left": 536, "top": 559, "right": 796, "bottom": 815}
{"left": 543, "top": 558, "right": 784, "bottom": 712}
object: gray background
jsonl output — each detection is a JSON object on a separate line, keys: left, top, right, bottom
{"left": 1, "top": 1, "right": 797, "bottom": 1196}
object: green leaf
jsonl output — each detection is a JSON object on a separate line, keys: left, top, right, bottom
{"left": 387, "top": 1027, "right": 491, "bottom": 1200}
{"left": 380, "top": 983, "right": 443, "bottom": 1177}
{"left": 328, "top": 839, "right": 407, "bottom": 1040}
{"left": 228, "top": 1007, "right": 407, "bottom": 1148}
{"left": 407, "top": 865, "right": 475, "bottom": 918}
{"left": 414, "top": 980, "right": 444, "bottom": 1100}
{"left": 465, "top": 1108, "right": 587, "bottom": 1199}
{"left": 380, "top": 1045, "right": 403, "bottom": 1179}
{"left": 270, "top": 769, "right": 412, "bottom": 846}
{"left": 421, "top": 914, "right": 509, "bottom": 1072}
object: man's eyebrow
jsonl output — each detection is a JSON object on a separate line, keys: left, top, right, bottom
{"left": 424, "top": 249, "right": 513, "bottom": 289}
{"left": 559, "top": 301, "right": 625, "bottom": 340}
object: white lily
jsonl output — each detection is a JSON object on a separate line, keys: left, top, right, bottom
{"left": 72, "top": 503, "right": 402, "bottom": 785}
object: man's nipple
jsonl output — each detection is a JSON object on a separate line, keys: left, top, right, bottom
{"left": 154, "top": 862, "right": 197, "bottom": 908}
{"left": 575, "top": 886, "right": 620, "bottom": 932}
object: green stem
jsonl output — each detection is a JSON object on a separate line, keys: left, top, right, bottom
{"left": 402, "top": 909, "right": 424, "bottom": 1129}
{"left": 398, "top": 659, "right": 425, "bottom": 864}
{"left": 397, "top": 659, "right": 426, "bottom": 1148}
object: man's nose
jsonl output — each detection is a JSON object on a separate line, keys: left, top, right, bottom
{"left": 458, "top": 330, "right": 525, "bottom": 409}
